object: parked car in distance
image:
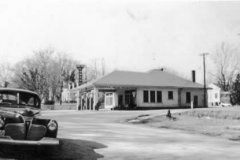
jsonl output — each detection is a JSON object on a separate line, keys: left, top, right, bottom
{"left": 220, "top": 92, "right": 232, "bottom": 107}
{"left": 0, "top": 88, "right": 59, "bottom": 145}
{"left": 221, "top": 102, "right": 232, "bottom": 107}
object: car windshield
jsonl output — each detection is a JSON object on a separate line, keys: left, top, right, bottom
{"left": 0, "top": 91, "right": 40, "bottom": 108}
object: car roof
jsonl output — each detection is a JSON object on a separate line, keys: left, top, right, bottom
{"left": 0, "top": 88, "right": 39, "bottom": 96}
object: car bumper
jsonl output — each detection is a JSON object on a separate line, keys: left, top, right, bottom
{"left": 0, "top": 136, "right": 59, "bottom": 146}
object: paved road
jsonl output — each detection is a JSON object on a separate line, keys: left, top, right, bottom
{"left": 43, "top": 110, "right": 240, "bottom": 160}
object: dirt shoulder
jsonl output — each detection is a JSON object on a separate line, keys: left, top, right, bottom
{"left": 127, "top": 107, "right": 240, "bottom": 142}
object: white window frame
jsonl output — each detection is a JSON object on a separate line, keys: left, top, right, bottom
{"left": 105, "top": 92, "right": 114, "bottom": 106}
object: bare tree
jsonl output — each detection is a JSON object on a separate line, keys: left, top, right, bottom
{"left": 85, "top": 58, "right": 106, "bottom": 82}
{"left": 101, "top": 58, "right": 106, "bottom": 76}
{"left": 50, "top": 52, "right": 78, "bottom": 102}
{"left": 0, "top": 62, "right": 13, "bottom": 87}
{"left": 13, "top": 48, "right": 79, "bottom": 102}
{"left": 211, "top": 42, "right": 240, "bottom": 91}
{"left": 13, "top": 49, "right": 53, "bottom": 99}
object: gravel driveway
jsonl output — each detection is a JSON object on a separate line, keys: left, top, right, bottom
{"left": 51, "top": 110, "right": 240, "bottom": 160}
{"left": 0, "top": 110, "right": 240, "bottom": 160}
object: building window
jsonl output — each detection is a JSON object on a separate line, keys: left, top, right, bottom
{"left": 150, "top": 90, "right": 155, "bottom": 103}
{"left": 186, "top": 92, "right": 191, "bottom": 103}
{"left": 143, "top": 90, "right": 149, "bottom": 103}
{"left": 215, "top": 93, "right": 218, "bottom": 99}
{"left": 105, "top": 93, "right": 113, "bottom": 106}
{"left": 157, "top": 91, "right": 162, "bottom": 103}
{"left": 168, "top": 91, "right": 173, "bottom": 100}
{"left": 125, "top": 94, "right": 130, "bottom": 105}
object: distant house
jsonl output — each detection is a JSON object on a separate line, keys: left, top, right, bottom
{"left": 73, "top": 70, "right": 205, "bottom": 110}
{"left": 207, "top": 83, "right": 232, "bottom": 107}
{"left": 61, "top": 83, "right": 77, "bottom": 103}
{"left": 207, "top": 83, "right": 221, "bottom": 107}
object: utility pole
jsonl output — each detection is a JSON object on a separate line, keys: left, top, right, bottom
{"left": 200, "top": 53, "right": 209, "bottom": 107}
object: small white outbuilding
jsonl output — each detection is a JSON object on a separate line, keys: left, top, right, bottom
{"left": 207, "top": 83, "right": 221, "bottom": 107}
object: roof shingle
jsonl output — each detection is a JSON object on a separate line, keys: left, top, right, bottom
{"left": 93, "top": 70, "right": 203, "bottom": 89}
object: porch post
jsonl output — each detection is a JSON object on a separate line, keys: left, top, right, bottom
{"left": 81, "top": 95, "right": 84, "bottom": 110}
{"left": 76, "top": 91, "right": 80, "bottom": 110}
{"left": 93, "top": 88, "right": 98, "bottom": 110}
{"left": 90, "top": 94, "right": 92, "bottom": 110}
{"left": 85, "top": 93, "right": 88, "bottom": 110}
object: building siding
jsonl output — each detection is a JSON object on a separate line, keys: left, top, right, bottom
{"left": 136, "top": 88, "right": 179, "bottom": 107}
{"left": 181, "top": 89, "right": 204, "bottom": 107}
{"left": 137, "top": 88, "right": 204, "bottom": 108}
{"left": 207, "top": 84, "right": 221, "bottom": 107}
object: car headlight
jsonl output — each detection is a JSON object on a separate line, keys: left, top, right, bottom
{"left": 0, "top": 118, "right": 4, "bottom": 128}
{"left": 48, "top": 120, "right": 58, "bottom": 131}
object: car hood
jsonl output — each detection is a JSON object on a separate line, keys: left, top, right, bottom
{"left": 0, "top": 107, "right": 40, "bottom": 118}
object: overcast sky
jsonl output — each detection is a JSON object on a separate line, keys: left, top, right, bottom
{"left": 0, "top": 0, "right": 240, "bottom": 83}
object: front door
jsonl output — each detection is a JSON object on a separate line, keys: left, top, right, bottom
{"left": 125, "top": 90, "right": 136, "bottom": 109}
{"left": 105, "top": 92, "right": 114, "bottom": 109}
{"left": 194, "top": 96, "right": 198, "bottom": 108}
{"left": 118, "top": 95, "right": 123, "bottom": 109}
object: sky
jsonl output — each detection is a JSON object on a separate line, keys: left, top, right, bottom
{"left": 0, "top": 0, "right": 240, "bottom": 83}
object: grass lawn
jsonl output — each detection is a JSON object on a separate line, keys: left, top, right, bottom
{"left": 128, "top": 107, "right": 240, "bottom": 141}
{"left": 42, "top": 103, "right": 77, "bottom": 110}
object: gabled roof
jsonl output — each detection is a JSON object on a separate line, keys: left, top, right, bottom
{"left": 73, "top": 78, "right": 99, "bottom": 91}
{"left": 208, "top": 83, "right": 220, "bottom": 90}
{"left": 92, "top": 70, "right": 203, "bottom": 89}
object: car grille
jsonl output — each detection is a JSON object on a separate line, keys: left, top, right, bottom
{"left": 4, "top": 123, "right": 47, "bottom": 141}
{"left": 5, "top": 123, "right": 26, "bottom": 140}
{"left": 26, "top": 124, "right": 47, "bottom": 140}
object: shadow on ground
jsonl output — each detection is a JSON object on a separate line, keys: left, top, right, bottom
{"left": 0, "top": 138, "right": 107, "bottom": 160}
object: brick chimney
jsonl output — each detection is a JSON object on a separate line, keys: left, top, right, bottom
{"left": 192, "top": 70, "right": 196, "bottom": 83}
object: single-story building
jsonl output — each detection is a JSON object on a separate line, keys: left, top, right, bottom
{"left": 73, "top": 69, "right": 206, "bottom": 110}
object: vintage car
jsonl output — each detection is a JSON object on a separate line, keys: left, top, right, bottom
{"left": 0, "top": 88, "right": 59, "bottom": 145}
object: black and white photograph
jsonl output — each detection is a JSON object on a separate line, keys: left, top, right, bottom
{"left": 0, "top": 0, "right": 240, "bottom": 159}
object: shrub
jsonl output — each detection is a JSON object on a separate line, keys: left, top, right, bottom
{"left": 44, "top": 100, "right": 55, "bottom": 105}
